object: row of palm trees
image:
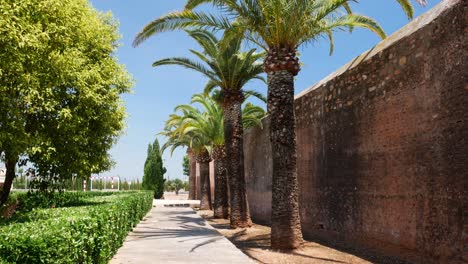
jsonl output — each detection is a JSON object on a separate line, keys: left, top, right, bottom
{"left": 134, "top": 0, "right": 423, "bottom": 250}
{"left": 161, "top": 93, "right": 265, "bottom": 218}
{"left": 154, "top": 28, "right": 267, "bottom": 226}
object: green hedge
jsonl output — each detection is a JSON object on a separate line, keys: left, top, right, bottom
{"left": 0, "top": 191, "right": 153, "bottom": 263}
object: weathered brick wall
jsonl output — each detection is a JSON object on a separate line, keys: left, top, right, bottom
{"left": 244, "top": 118, "right": 272, "bottom": 225}
{"left": 244, "top": 1, "right": 467, "bottom": 263}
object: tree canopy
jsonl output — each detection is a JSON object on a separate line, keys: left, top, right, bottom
{"left": 0, "top": 0, "right": 133, "bottom": 199}
{"left": 183, "top": 155, "right": 190, "bottom": 176}
{"left": 143, "top": 139, "right": 166, "bottom": 199}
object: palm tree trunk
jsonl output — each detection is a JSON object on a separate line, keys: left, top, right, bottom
{"left": 196, "top": 150, "right": 212, "bottom": 210}
{"left": 213, "top": 145, "right": 229, "bottom": 219}
{"left": 0, "top": 153, "right": 18, "bottom": 206}
{"left": 267, "top": 70, "right": 303, "bottom": 250}
{"left": 187, "top": 149, "right": 197, "bottom": 200}
{"left": 222, "top": 94, "right": 252, "bottom": 228}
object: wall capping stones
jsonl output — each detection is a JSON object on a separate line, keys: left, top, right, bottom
{"left": 295, "top": 0, "right": 460, "bottom": 99}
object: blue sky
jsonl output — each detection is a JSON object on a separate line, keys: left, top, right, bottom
{"left": 89, "top": 0, "right": 439, "bottom": 182}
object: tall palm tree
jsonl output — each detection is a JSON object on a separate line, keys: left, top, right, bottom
{"left": 186, "top": 148, "right": 197, "bottom": 200}
{"left": 135, "top": 0, "right": 418, "bottom": 250}
{"left": 162, "top": 93, "right": 266, "bottom": 216}
{"left": 136, "top": 29, "right": 265, "bottom": 228}
{"left": 161, "top": 107, "right": 214, "bottom": 210}
{"left": 177, "top": 94, "right": 227, "bottom": 217}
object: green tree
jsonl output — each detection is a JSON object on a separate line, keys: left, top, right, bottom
{"left": 164, "top": 179, "right": 185, "bottom": 195}
{"left": 162, "top": 93, "right": 265, "bottom": 217}
{"left": 121, "top": 178, "right": 130, "bottom": 191}
{"left": 0, "top": 0, "right": 132, "bottom": 205}
{"left": 161, "top": 98, "right": 213, "bottom": 210}
{"left": 143, "top": 139, "right": 166, "bottom": 199}
{"left": 177, "top": 94, "right": 227, "bottom": 217}
{"left": 160, "top": 119, "right": 200, "bottom": 201}
{"left": 135, "top": 0, "right": 419, "bottom": 250}
{"left": 182, "top": 153, "right": 196, "bottom": 198}
{"left": 182, "top": 180, "right": 190, "bottom": 192}
{"left": 135, "top": 29, "right": 265, "bottom": 227}
{"left": 172, "top": 179, "right": 184, "bottom": 195}
{"left": 183, "top": 155, "right": 190, "bottom": 177}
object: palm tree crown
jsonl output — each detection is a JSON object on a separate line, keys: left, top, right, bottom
{"left": 149, "top": 29, "right": 265, "bottom": 96}
{"left": 134, "top": 0, "right": 418, "bottom": 75}
{"left": 174, "top": 94, "right": 224, "bottom": 153}
{"left": 161, "top": 93, "right": 265, "bottom": 155}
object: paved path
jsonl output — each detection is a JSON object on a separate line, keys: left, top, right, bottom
{"left": 110, "top": 203, "right": 253, "bottom": 264}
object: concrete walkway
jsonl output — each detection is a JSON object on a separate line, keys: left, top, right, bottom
{"left": 110, "top": 203, "right": 253, "bottom": 264}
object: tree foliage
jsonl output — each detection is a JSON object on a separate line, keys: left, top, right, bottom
{"left": 161, "top": 93, "right": 266, "bottom": 156}
{"left": 0, "top": 0, "right": 132, "bottom": 201}
{"left": 150, "top": 29, "right": 265, "bottom": 95}
{"left": 183, "top": 155, "right": 190, "bottom": 176}
{"left": 135, "top": 0, "right": 419, "bottom": 55}
{"left": 164, "top": 179, "right": 185, "bottom": 195}
{"left": 143, "top": 139, "right": 166, "bottom": 199}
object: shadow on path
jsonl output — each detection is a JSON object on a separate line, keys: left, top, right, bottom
{"left": 110, "top": 205, "right": 253, "bottom": 264}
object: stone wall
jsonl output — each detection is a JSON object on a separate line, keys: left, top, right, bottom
{"left": 244, "top": 119, "right": 272, "bottom": 225}
{"left": 244, "top": 1, "right": 467, "bottom": 263}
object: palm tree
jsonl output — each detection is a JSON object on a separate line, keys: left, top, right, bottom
{"left": 136, "top": 29, "right": 265, "bottom": 228}
{"left": 136, "top": 0, "right": 418, "bottom": 250}
{"left": 161, "top": 107, "right": 214, "bottom": 210}
{"left": 164, "top": 93, "right": 266, "bottom": 218}
{"left": 241, "top": 102, "right": 267, "bottom": 129}
{"left": 178, "top": 94, "right": 228, "bottom": 217}
{"left": 186, "top": 149, "right": 197, "bottom": 200}
{"left": 137, "top": 0, "right": 421, "bottom": 249}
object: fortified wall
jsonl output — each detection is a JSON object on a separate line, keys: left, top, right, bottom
{"left": 244, "top": 1, "right": 466, "bottom": 263}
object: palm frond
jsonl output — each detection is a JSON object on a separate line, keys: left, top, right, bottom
{"left": 395, "top": 0, "right": 415, "bottom": 19}
{"left": 152, "top": 57, "right": 217, "bottom": 80}
{"left": 244, "top": 89, "right": 266, "bottom": 103}
{"left": 133, "top": 10, "right": 231, "bottom": 47}
{"left": 242, "top": 102, "right": 266, "bottom": 129}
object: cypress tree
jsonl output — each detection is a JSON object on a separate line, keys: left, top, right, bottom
{"left": 143, "top": 139, "right": 166, "bottom": 198}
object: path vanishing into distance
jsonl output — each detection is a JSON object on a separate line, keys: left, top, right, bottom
{"left": 110, "top": 200, "right": 253, "bottom": 264}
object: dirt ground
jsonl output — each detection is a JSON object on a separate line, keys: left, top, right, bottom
{"left": 197, "top": 210, "right": 375, "bottom": 264}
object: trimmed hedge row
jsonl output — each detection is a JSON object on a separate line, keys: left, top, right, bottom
{"left": 0, "top": 191, "right": 153, "bottom": 263}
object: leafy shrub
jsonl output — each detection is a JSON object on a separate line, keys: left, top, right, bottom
{"left": 18, "top": 191, "right": 116, "bottom": 212}
{"left": 0, "top": 191, "right": 153, "bottom": 263}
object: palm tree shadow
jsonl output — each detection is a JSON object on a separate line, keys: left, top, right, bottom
{"left": 189, "top": 237, "right": 223, "bottom": 252}
{"left": 168, "top": 215, "right": 207, "bottom": 227}
{"left": 227, "top": 229, "right": 271, "bottom": 250}
{"left": 290, "top": 252, "right": 350, "bottom": 263}
{"left": 125, "top": 225, "right": 227, "bottom": 253}
{"left": 127, "top": 227, "right": 218, "bottom": 240}
{"left": 209, "top": 222, "right": 231, "bottom": 230}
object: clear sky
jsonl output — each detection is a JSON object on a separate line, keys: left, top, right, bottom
{"left": 89, "top": 0, "right": 439, "bottom": 182}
